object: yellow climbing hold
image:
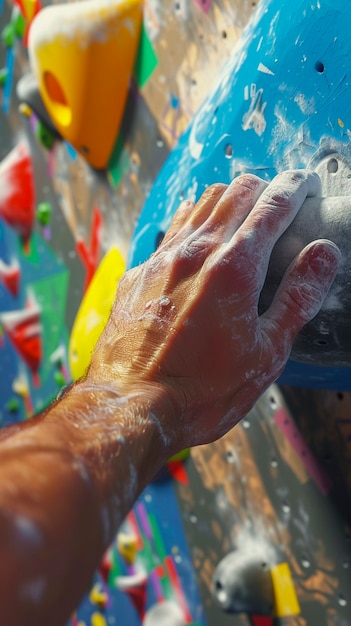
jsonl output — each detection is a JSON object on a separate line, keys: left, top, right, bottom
{"left": 28, "top": 0, "right": 143, "bottom": 169}
{"left": 117, "top": 531, "right": 138, "bottom": 565}
{"left": 18, "top": 102, "right": 33, "bottom": 117}
{"left": 12, "top": 375, "right": 30, "bottom": 398}
{"left": 68, "top": 246, "right": 125, "bottom": 380}
{"left": 89, "top": 583, "right": 108, "bottom": 608}
{"left": 91, "top": 613, "right": 107, "bottom": 626}
{"left": 271, "top": 562, "right": 300, "bottom": 617}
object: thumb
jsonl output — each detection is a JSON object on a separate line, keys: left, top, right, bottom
{"left": 261, "top": 239, "right": 341, "bottom": 349}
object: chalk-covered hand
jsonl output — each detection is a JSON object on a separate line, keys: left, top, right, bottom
{"left": 88, "top": 171, "right": 340, "bottom": 453}
{"left": 0, "top": 172, "right": 341, "bottom": 626}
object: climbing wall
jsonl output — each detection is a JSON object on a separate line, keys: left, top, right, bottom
{"left": 1, "top": 0, "right": 351, "bottom": 625}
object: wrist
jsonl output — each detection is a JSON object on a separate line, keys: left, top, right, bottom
{"left": 59, "top": 379, "right": 179, "bottom": 540}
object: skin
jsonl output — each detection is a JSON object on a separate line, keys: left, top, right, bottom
{"left": 0, "top": 170, "right": 341, "bottom": 625}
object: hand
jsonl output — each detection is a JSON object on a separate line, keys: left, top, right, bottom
{"left": 88, "top": 170, "right": 340, "bottom": 453}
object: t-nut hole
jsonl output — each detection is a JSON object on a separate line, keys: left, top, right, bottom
{"left": 315, "top": 60, "right": 325, "bottom": 73}
{"left": 215, "top": 580, "right": 227, "bottom": 604}
{"left": 327, "top": 157, "right": 339, "bottom": 173}
{"left": 224, "top": 143, "right": 233, "bottom": 158}
{"left": 314, "top": 338, "right": 328, "bottom": 347}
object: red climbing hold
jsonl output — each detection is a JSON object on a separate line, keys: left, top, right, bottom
{"left": 116, "top": 572, "right": 148, "bottom": 621}
{"left": 251, "top": 616, "right": 273, "bottom": 626}
{"left": 0, "top": 299, "right": 42, "bottom": 378}
{"left": 125, "top": 582, "right": 147, "bottom": 620}
{"left": 0, "top": 258, "right": 21, "bottom": 296}
{"left": 0, "top": 142, "right": 35, "bottom": 242}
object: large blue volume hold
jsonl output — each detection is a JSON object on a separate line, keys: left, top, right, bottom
{"left": 128, "top": 0, "right": 351, "bottom": 390}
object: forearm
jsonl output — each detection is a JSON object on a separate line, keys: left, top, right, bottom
{"left": 0, "top": 379, "right": 171, "bottom": 626}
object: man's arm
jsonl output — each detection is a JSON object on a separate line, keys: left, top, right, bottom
{"left": 0, "top": 383, "right": 170, "bottom": 626}
{"left": 0, "top": 170, "right": 341, "bottom": 625}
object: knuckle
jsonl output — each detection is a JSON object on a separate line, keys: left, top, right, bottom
{"left": 275, "top": 169, "right": 306, "bottom": 185}
{"left": 268, "top": 191, "right": 295, "bottom": 209}
{"left": 201, "top": 182, "right": 228, "bottom": 201}
{"left": 235, "top": 173, "right": 265, "bottom": 192}
{"left": 285, "top": 283, "right": 323, "bottom": 322}
{"left": 266, "top": 169, "right": 317, "bottom": 209}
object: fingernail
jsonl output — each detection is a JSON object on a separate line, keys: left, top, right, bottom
{"left": 308, "top": 240, "right": 342, "bottom": 278}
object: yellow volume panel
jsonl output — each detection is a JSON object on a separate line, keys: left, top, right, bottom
{"left": 28, "top": 0, "right": 143, "bottom": 169}
{"left": 68, "top": 246, "right": 125, "bottom": 380}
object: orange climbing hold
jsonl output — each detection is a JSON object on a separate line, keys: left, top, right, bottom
{"left": 28, "top": 0, "right": 143, "bottom": 169}
{"left": 13, "top": 0, "right": 41, "bottom": 44}
{"left": 13, "top": 0, "right": 41, "bottom": 24}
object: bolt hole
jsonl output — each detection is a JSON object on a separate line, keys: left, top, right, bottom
{"left": 327, "top": 157, "right": 338, "bottom": 173}
{"left": 337, "top": 391, "right": 344, "bottom": 401}
{"left": 226, "top": 449, "right": 235, "bottom": 462}
{"left": 338, "top": 593, "right": 347, "bottom": 607}
{"left": 215, "top": 580, "right": 227, "bottom": 604}
{"left": 224, "top": 143, "right": 233, "bottom": 158}
{"left": 269, "top": 395, "right": 278, "bottom": 409}
{"left": 301, "top": 556, "right": 311, "bottom": 568}
{"left": 282, "top": 501, "right": 290, "bottom": 514}
{"left": 315, "top": 60, "right": 325, "bottom": 73}
{"left": 314, "top": 338, "right": 328, "bottom": 347}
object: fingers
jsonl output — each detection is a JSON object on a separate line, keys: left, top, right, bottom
{"left": 187, "top": 183, "right": 228, "bottom": 228}
{"left": 231, "top": 170, "right": 321, "bottom": 287}
{"left": 161, "top": 200, "right": 195, "bottom": 246}
{"left": 160, "top": 174, "right": 268, "bottom": 254}
{"left": 261, "top": 239, "right": 341, "bottom": 355}
{"left": 202, "top": 174, "right": 268, "bottom": 241}
{"left": 159, "top": 184, "right": 228, "bottom": 249}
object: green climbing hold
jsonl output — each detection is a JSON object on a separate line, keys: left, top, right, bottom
{"left": 13, "top": 13, "right": 26, "bottom": 38}
{"left": 1, "top": 23, "right": 15, "bottom": 48}
{"left": 54, "top": 370, "right": 66, "bottom": 387}
{"left": 0, "top": 68, "right": 8, "bottom": 87}
{"left": 36, "top": 120, "right": 55, "bottom": 150}
{"left": 6, "top": 398, "right": 20, "bottom": 413}
{"left": 36, "top": 202, "right": 52, "bottom": 226}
